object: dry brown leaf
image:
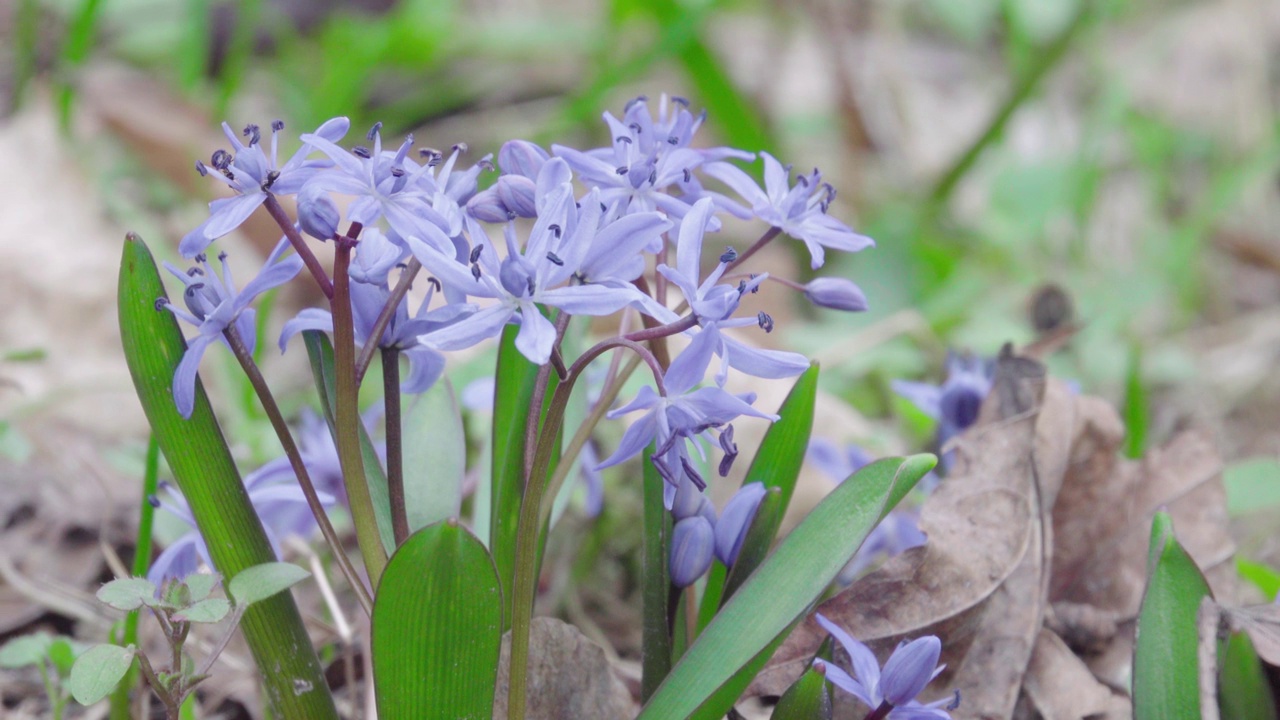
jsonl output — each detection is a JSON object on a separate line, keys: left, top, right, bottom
{"left": 1020, "top": 628, "right": 1114, "bottom": 720}
{"left": 493, "top": 617, "right": 636, "bottom": 720}
{"left": 1219, "top": 601, "right": 1280, "bottom": 667}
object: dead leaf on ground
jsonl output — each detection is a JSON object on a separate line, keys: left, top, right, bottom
{"left": 493, "top": 617, "right": 636, "bottom": 720}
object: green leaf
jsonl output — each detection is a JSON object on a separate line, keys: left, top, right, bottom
{"left": 176, "top": 598, "right": 232, "bottom": 624}
{"left": 118, "top": 235, "right": 338, "bottom": 719}
{"left": 69, "top": 644, "right": 135, "bottom": 706}
{"left": 771, "top": 664, "right": 832, "bottom": 720}
{"left": 372, "top": 520, "right": 502, "bottom": 720}
{"left": 1238, "top": 558, "right": 1280, "bottom": 601}
{"left": 638, "top": 454, "right": 936, "bottom": 720}
{"left": 303, "top": 330, "right": 396, "bottom": 558}
{"left": 640, "top": 444, "right": 672, "bottom": 701}
{"left": 401, "top": 378, "right": 466, "bottom": 533}
{"left": 47, "top": 637, "right": 81, "bottom": 675}
{"left": 0, "top": 633, "right": 51, "bottom": 668}
{"left": 229, "top": 562, "right": 310, "bottom": 607}
{"left": 96, "top": 578, "right": 158, "bottom": 611}
{"left": 1224, "top": 458, "right": 1280, "bottom": 517}
{"left": 184, "top": 573, "right": 222, "bottom": 603}
{"left": 1133, "top": 512, "right": 1213, "bottom": 720}
{"left": 1220, "top": 630, "right": 1278, "bottom": 720}
{"left": 1122, "top": 346, "right": 1148, "bottom": 459}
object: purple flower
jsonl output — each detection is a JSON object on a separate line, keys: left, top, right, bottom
{"left": 702, "top": 151, "right": 874, "bottom": 269}
{"left": 713, "top": 482, "right": 767, "bottom": 566}
{"left": 812, "top": 613, "right": 956, "bottom": 718}
{"left": 147, "top": 469, "right": 336, "bottom": 586}
{"left": 655, "top": 198, "right": 810, "bottom": 386}
{"left": 804, "top": 277, "right": 868, "bottom": 312}
{"left": 180, "top": 117, "right": 350, "bottom": 257}
{"left": 160, "top": 241, "right": 303, "bottom": 418}
{"left": 670, "top": 516, "right": 715, "bottom": 588}
{"left": 405, "top": 161, "right": 645, "bottom": 364}
{"left": 892, "top": 353, "right": 993, "bottom": 470}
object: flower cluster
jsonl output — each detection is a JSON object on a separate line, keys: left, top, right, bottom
{"left": 892, "top": 353, "right": 993, "bottom": 471}
{"left": 165, "top": 94, "right": 875, "bottom": 571}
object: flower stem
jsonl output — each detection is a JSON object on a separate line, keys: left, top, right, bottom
{"left": 223, "top": 326, "right": 374, "bottom": 615}
{"left": 356, "top": 257, "right": 422, "bottom": 386}
{"left": 523, "top": 312, "right": 571, "bottom": 481}
{"left": 728, "top": 226, "right": 781, "bottom": 271}
{"left": 864, "top": 701, "right": 893, "bottom": 720}
{"left": 331, "top": 227, "right": 389, "bottom": 584}
{"left": 381, "top": 347, "right": 409, "bottom": 546}
{"left": 262, "top": 194, "right": 334, "bottom": 299}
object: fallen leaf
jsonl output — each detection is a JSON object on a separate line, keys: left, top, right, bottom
{"left": 1020, "top": 627, "right": 1114, "bottom": 720}
{"left": 493, "top": 617, "right": 636, "bottom": 720}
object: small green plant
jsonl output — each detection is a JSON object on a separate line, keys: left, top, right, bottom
{"left": 0, "top": 631, "right": 87, "bottom": 720}
{"left": 70, "top": 562, "right": 309, "bottom": 719}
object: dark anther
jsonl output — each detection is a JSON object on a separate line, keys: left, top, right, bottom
{"left": 185, "top": 283, "right": 206, "bottom": 299}
{"left": 718, "top": 425, "right": 738, "bottom": 477}
{"left": 153, "top": 297, "right": 169, "bottom": 311}
{"left": 624, "top": 95, "right": 648, "bottom": 113}
{"left": 478, "top": 159, "right": 495, "bottom": 171}
{"left": 757, "top": 312, "right": 774, "bottom": 333}
{"left": 470, "top": 263, "right": 482, "bottom": 281}
{"left": 211, "top": 149, "right": 232, "bottom": 170}
{"left": 469, "top": 244, "right": 485, "bottom": 264}
{"left": 548, "top": 224, "right": 561, "bottom": 238}
{"left": 217, "top": 251, "right": 228, "bottom": 261}
{"left": 194, "top": 253, "right": 207, "bottom": 263}
{"left": 396, "top": 262, "right": 409, "bottom": 270}
{"left": 186, "top": 267, "right": 203, "bottom": 277}
{"left": 629, "top": 122, "right": 642, "bottom": 134}
{"left": 195, "top": 160, "right": 208, "bottom": 177}
{"left": 243, "top": 124, "right": 261, "bottom": 145}
{"left": 452, "top": 142, "right": 468, "bottom": 154}
{"left": 616, "top": 166, "right": 629, "bottom": 175}
{"left": 526, "top": 277, "right": 536, "bottom": 296}
{"left": 680, "top": 457, "right": 707, "bottom": 491}
{"left": 719, "top": 247, "right": 738, "bottom": 264}
{"left": 737, "top": 279, "right": 747, "bottom": 295}
{"left": 697, "top": 108, "right": 708, "bottom": 124}
{"left": 615, "top": 136, "right": 632, "bottom": 145}
{"left": 426, "top": 277, "right": 442, "bottom": 292}
{"left": 648, "top": 168, "right": 657, "bottom": 185}
{"left": 796, "top": 174, "right": 809, "bottom": 187}
{"left": 546, "top": 252, "right": 564, "bottom": 266}
{"left": 146, "top": 494, "right": 161, "bottom": 508}
{"left": 262, "top": 169, "right": 280, "bottom": 190}
{"left": 651, "top": 455, "right": 677, "bottom": 486}
{"left": 600, "top": 202, "right": 607, "bottom": 212}
{"left": 271, "top": 119, "right": 285, "bottom": 132}
{"left": 947, "top": 692, "right": 961, "bottom": 711}
{"left": 390, "top": 166, "right": 405, "bottom": 178}
{"left": 367, "top": 122, "right": 383, "bottom": 141}
{"left": 683, "top": 168, "right": 692, "bottom": 183}
{"left": 667, "top": 135, "right": 679, "bottom": 145}
{"left": 420, "top": 148, "right": 443, "bottom": 166}
{"left": 353, "top": 146, "right": 372, "bottom": 159}
{"left": 672, "top": 96, "right": 690, "bottom": 107}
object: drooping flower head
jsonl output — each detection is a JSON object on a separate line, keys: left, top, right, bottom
{"left": 892, "top": 353, "right": 994, "bottom": 470}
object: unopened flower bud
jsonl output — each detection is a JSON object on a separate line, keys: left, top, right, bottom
{"left": 671, "top": 474, "right": 703, "bottom": 521}
{"left": 714, "top": 482, "right": 767, "bottom": 566}
{"left": 298, "top": 184, "right": 340, "bottom": 240}
{"left": 880, "top": 636, "right": 943, "bottom": 705}
{"left": 498, "top": 139, "right": 549, "bottom": 179}
{"left": 496, "top": 175, "right": 538, "bottom": 218}
{"left": 466, "top": 188, "right": 512, "bottom": 223}
{"left": 670, "top": 516, "right": 714, "bottom": 588}
{"left": 804, "top": 277, "right": 868, "bottom": 312}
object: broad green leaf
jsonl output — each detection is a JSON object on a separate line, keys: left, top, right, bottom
{"left": 303, "top": 330, "right": 395, "bottom": 558}
{"left": 1220, "top": 631, "right": 1278, "bottom": 720}
{"left": 118, "top": 236, "right": 338, "bottom": 719}
{"left": 372, "top": 520, "right": 502, "bottom": 720}
{"left": 1133, "top": 512, "right": 1213, "bottom": 720}
{"left": 1122, "top": 347, "right": 1148, "bottom": 459}
{"left": 771, "top": 664, "right": 832, "bottom": 720}
{"left": 96, "top": 578, "right": 157, "bottom": 611}
{"left": 69, "top": 644, "right": 135, "bottom": 706}
{"left": 638, "top": 454, "right": 936, "bottom": 720}
{"left": 177, "top": 598, "right": 232, "bottom": 624}
{"left": 640, "top": 445, "right": 672, "bottom": 701}
{"left": 1224, "top": 458, "right": 1280, "bottom": 517}
{"left": 489, "top": 322, "right": 557, "bottom": 626}
{"left": 184, "top": 573, "right": 221, "bottom": 603}
{"left": 1238, "top": 558, "right": 1280, "bottom": 601}
{"left": 47, "top": 637, "right": 82, "bottom": 675}
{"left": 0, "top": 632, "right": 51, "bottom": 668}
{"left": 229, "top": 562, "right": 310, "bottom": 607}
{"left": 401, "top": 378, "right": 466, "bottom": 533}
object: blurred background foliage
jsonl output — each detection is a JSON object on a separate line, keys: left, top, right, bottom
{"left": 5, "top": 0, "right": 1280, "bottom": 598}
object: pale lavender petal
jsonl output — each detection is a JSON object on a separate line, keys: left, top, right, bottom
{"left": 596, "top": 410, "right": 660, "bottom": 469}
{"left": 278, "top": 308, "right": 334, "bottom": 352}
{"left": 173, "top": 334, "right": 218, "bottom": 419}
{"left": 812, "top": 659, "right": 875, "bottom": 709}
{"left": 720, "top": 336, "right": 811, "bottom": 380}
{"left": 514, "top": 302, "right": 556, "bottom": 364}
{"left": 879, "top": 636, "right": 942, "bottom": 705}
{"left": 815, "top": 613, "right": 881, "bottom": 692}
{"left": 400, "top": 346, "right": 445, "bottom": 394}
{"left": 665, "top": 326, "right": 717, "bottom": 395}
{"left": 891, "top": 380, "right": 943, "bottom": 420}
{"left": 422, "top": 303, "right": 514, "bottom": 351}
{"left": 147, "top": 533, "right": 207, "bottom": 585}
{"left": 675, "top": 197, "right": 716, "bottom": 282}
{"left": 537, "top": 284, "right": 639, "bottom": 316}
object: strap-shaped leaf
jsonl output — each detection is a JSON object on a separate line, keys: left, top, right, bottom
{"left": 118, "top": 235, "right": 337, "bottom": 719}
{"left": 372, "top": 520, "right": 502, "bottom": 720}
{"left": 1133, "top": 512, "right": 1213, "bottom": 720}
{"left": 640, "top": 443, "right": 673, "bottom": 701}
{"left": 401, "top": 379, "right": 466, "bottom": 534}
{"left": 638, "top": 454, "right": 935, "bottom": 720}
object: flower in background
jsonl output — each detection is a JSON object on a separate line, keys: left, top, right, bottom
{"left": 147, "top": 468, "right": 336, "bottom": 586}
{"left": 181, "top": 117, "right": 350, "bottom": 257}
{"left": 891, "top": 353, "right": 994, "bottom": 470}
{"left": 159, "top": 240, "right": 302, "bottom": 418}
{"left": 702, "top": 151, "right": 874, "bottom": 269}
{"left": 812, "top": 613, "right": 957, "bottom": 719}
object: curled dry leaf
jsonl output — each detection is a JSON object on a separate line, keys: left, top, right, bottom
{"left": 493, "top": 617, "right": 636, "bottom": 720}
{"left": 751, "top": 345, "right": 1236, "bottom": 719}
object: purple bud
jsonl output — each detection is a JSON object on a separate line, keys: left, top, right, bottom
{"left": 804, "top": 277, "right": 868, "bottom": 312}
{"left": 496, "top": 175, "right": 538, "bottom": 218}
{"left": 879, "top": 636, "right": 943, "bottom": 705}
{"left": 671, "top": 474, "right": 703, "bottom": 521}
{"left": 297, "top": 184, "right": 341, "bottom": 241}
{"left": 713, "top": 482, "right": 768, "bottom": 566}
{"left": 498, "top": 140, "right": 549, "bottom": 179}
{"left": 466, "top": 188, "right": 512, "bottom": 223}
{"left": 670, "top": 516, "right": 714, "bottom": 588}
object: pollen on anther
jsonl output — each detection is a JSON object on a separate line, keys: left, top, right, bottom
{"left": 367, "top": 122, "right": 383, "bottom": 141}
{"left": 153, "top": 297, "right": 169, "bottom": 311}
